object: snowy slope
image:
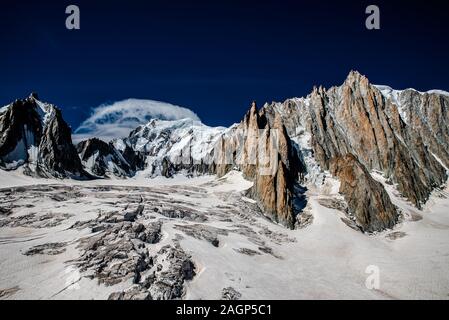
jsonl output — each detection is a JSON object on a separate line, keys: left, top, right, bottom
{"left": 113, "top": 118, "right": 228, "bottom": 177}
{"left": 1, "top": 170, "right": 448, "bottom": 299}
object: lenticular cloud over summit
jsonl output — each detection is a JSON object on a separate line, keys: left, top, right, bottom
{"left": 73, "top": 99, "right": 200, "bottom": 142}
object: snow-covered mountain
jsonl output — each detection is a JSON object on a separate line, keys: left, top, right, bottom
{"left": 113, "top": 118, "right": 228, "bottom": 178}
{"left": 73, "top": 99, "right": 201, "bottom": 143}
{"left": 0, "top": 93, "right": 87, "bottom": 178}
{"left": 1, "top": 71, "right": 448, "bottom": 233}
{"left": 77, "top": 118, "right": 229, "bottom": 178}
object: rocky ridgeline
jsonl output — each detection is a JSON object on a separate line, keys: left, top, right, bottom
{"left": 260, "top": 72, "right": 448, "bottom": 231}
{"left": 308, "top": 72, "right": 446, "bottom": 209}
{"left": 1, "top": 71, "right": 448, "bottom": 232}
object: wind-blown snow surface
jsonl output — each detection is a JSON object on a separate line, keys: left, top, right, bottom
{"left": 0, "top": 170, "right": 449, "bottom": 300}
{"left": 73, "top": 99, "right": 201, "bottom": 143}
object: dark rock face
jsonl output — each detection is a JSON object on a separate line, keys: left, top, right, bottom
{"left": 120, "top": 144, "right": 146, "bottom": 172}
{"left": 124, "top": 204, "right": 144, "bottom": 222}
{"left": 330, "top": 154, "right": 398, "bottom": 232}
{"left": 0, "top": 94, "right": 86, "bottom": 178}
{"left": 76, "top": 138, "right": 132, "bottom": 177}
{"left": 0, "top": 96, "right": 43, "bottom": 167}
{"left": 37, "top": 107, "right": 86, "bottom": 178}
{"left": 23, "top": 242, "right": 67, "bottom": 256}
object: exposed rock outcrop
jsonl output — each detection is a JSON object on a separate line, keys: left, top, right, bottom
{"left": 76, "top": 138, "right": 132, "bottom": 177}
{"left": 377, "top": 86, "right": 449, "bottom": 169}
{"left": 238, "top": 103, "right": 304, "bottom": 228}
{"left": 330, "top": 154, "right": 398, "bottom": 232}
{"left": 37, "top": 106, "right": 86, "bottom": 178}
{"left": 262, "top": 71, "right": 448, "bottom": 231}
{"left": 307, "top": 71, "right": 446, "bottom": 208}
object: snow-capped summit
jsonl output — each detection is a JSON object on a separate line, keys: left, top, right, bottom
{"left": 76, "top": 118, "right": 228, "bottom": 179}
{"left": 113, "top": 118, "right": 227, "bottom": 178}
{"left": 73, "top": 99, "right": 201, "bottom": 143}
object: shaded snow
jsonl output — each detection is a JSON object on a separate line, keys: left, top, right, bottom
{"left": 1, "top": 139, "right": 27, "bottom": 169}
{"left": 34, "top": 99, "right": 54, "bottom": 125}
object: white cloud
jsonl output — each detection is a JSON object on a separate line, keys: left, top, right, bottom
{"left": 73, "top": 99, "right": 200, "bottom": 143}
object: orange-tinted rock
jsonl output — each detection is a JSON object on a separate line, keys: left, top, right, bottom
{"left": 330, "top": 154, "right": 398, "bottom": 232}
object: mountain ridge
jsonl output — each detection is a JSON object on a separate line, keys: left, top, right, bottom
{"left": 1, "top": 71, "right": 448, "bottom": 233}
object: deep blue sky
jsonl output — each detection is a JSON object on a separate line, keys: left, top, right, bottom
{"left": 1, "top": 0, "right": 449, "bottom": 129}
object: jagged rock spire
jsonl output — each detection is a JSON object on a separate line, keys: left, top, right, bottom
{"left": 30, "top": 92, "right": 39, "bottom": 100}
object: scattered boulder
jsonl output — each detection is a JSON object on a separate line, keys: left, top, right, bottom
{"left": 23, "top": 242, "right": 67, "bottom": 256}
{"left": 124, "top": 204, "right": 144, "bottom": 222}
{"left": 221, "top": 287, "right": 242, "bottom": 300}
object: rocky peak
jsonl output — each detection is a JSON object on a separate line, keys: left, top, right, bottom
{"left": 0, "top": 98, "right": 43, "bottom": 168}
{"left": 218, "top": 101, "right": 306, "bottom": 228}
{"left": 261, "top": 70, "right": 448, "bottom": 231}
{"left": 77, "top": 137, "right": 113, "bottom": 159}
{"left": 29, "top": 92, "right": 39, "bottom": 100}
{"left": 0, "top": 95, "right": 87, "bottom": 178}
{"left": 243, "top": 100, "right": 261, "bottom": 129}
{"left": 344, "top": 70, "right": 366, "bottom": 85}
{"left": 77, "top": 138, "right": 132, "bottom": 178}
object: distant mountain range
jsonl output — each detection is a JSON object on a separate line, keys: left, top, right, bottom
{"left": 1, "top": 71, "right": 448, "bottom": 233}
